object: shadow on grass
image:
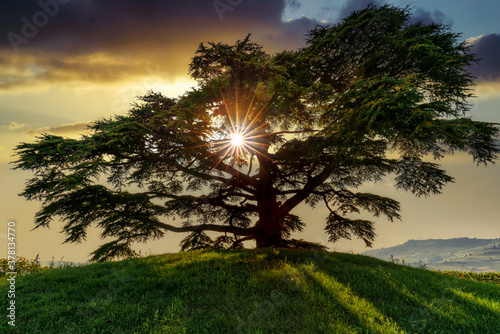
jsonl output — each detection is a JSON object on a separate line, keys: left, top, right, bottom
{"left": 309, "top": 253, "right": 500, "bottom": 333}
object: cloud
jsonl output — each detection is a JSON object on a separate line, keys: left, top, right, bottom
{"left": 281, "top": 16, "right": 320, "bottom": 48}
{"left": 285, "top": 0, "right": 301, "bottom": 12}
{"left": 408, "top": 7, "right": 454, "bottom": 26}
{"left": 339, "top": 0, "right": 384, "bottom": 20}
{"left": 1, "top": 122, "right": 26, "bottom": 130}
{"left": 0, "top": 52, "right": 152, "bottom": 89}
{"left": 467, "top": 33, "right": 500, "bottom": 82}
{"left": 8, "top": 122, "right": 26, "bottom": 130}
{"left": 27, "top": 122, "right": 91, "bottom": 136}
{"left": 0, "top": 0, "right": 323, "bottom": 89}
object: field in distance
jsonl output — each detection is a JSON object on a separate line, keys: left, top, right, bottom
{"left": 363, "top": 237, "right": 500, "bottom": 272}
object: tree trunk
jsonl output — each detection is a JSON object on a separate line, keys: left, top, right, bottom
{"left": 253, "top": 131, "right": 283, "bottom": 247}
{"left": 254, "top": 186, "right": 283, "bottom": 248}
{"left": 254, "top": 214, "right": 282, "bottom": 248}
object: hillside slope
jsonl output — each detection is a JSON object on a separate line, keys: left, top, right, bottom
{"left": 1, "top": 249, "right": 500, "bottom": 333}
{"left": 363, "top": 238, "right": 500, "bottom": 272}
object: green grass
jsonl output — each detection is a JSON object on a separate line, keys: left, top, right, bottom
{"left": 1, "top": 249, "right": 499, "bottom": 333}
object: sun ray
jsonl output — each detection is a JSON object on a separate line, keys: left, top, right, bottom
{"left": 185, "top": 82, "right": 279, "bottom": 169}
{"left": 242, "top": 89, "right": 257, "bottom": 128}
{"left": 240, "top": 123, "right": 269, "bottom": 139}
{"left": 244, "top": 144, "right": 274, "bottom": 161}
{"left": 240, "top": 93, "right": 275, "bottom": 136}
{"left": 211, "top": 144, "right": 236, "bottom": 170}
{"left": 219, "top": 88, "right": 237, "bottom": 133}
{"left": 202, "top": 140, "right": 233, "bottom": 160}
{"left": 234, "top": 80, "right": 240, "bottom": 126}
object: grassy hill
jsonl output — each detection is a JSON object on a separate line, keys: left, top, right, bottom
{"left": 363, "top": 238, "right": 500, "bottom": 272}
{"left": 1, "top": 249, "right": 500, "bottom": 333}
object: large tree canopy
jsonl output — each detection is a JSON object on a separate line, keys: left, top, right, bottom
{"left": 14, "top": 5, "right": 499, "bottom": 261}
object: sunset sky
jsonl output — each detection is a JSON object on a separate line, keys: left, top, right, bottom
{"left": 1, "top": 0, "right": 499, "bottom": 263}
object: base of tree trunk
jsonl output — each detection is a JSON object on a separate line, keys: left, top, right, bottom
{"left": 255, "top": 234, "right": 284, "bottom": 248}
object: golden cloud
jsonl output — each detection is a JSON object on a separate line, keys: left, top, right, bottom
{"left": 0, "top": 122, "right": 26, "bottom": 130}
{"left": 0, "top": 52, "right": 159, "bottom": 90}
{"left": 8, "top": 122, "right": 26, "bottom": 130}
{"left": 27, "top": 122, "right": 91, "bottom": 136}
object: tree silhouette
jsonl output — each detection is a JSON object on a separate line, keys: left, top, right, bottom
{"left": 14, "top": 5, "right": 498, "bottom": 261}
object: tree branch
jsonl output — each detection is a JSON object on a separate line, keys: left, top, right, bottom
{"left": 154, "top": 221, "right": 253, "bottom": 236}
{"left": 323, "top": 195, "right": 335, "bottom": 213}
{"left": 160, "top": 194, "right": 258, "bottom": 212}
{"left": 171, "top": 160, "right": 229, "bottom": 183}
{"left": 278, "top": 159, "right": 340, "bottom": 216}
{"left": 209, "top": 159, "right": 257, "bottom": 191}
{"left": 269, "top": 130, "right": 319, "bottom": 135}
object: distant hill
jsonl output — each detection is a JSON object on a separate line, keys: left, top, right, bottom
{"left": 362, "top": 237, "right": 500, "bottom": 272}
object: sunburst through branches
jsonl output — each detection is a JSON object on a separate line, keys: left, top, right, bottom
{"left": 193, "top": 83, "right": 274, "bottom": 169}
{"left": 215, "top": 122, "right": 259, "bottom": 167}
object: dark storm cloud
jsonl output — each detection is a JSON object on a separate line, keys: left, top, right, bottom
{"left": 0, "top": 0, "right": 318, "bottom": 88}
{"left": 468, "top": 33, "right": 500, "bottom": 82}
{"left": 339, "top": 0, "right": 383, "bottom": 20}
{"left": 0, "top": 0, "right": 286, "bottom": 53}
{"left": 285, "top": 0, "right": 301, "bottom": 12}
{"left": 408, "top": 7, "right": 454, "bottom": 26}
{"left": 281, "top": 16, "right": 320, "bottom": 48}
